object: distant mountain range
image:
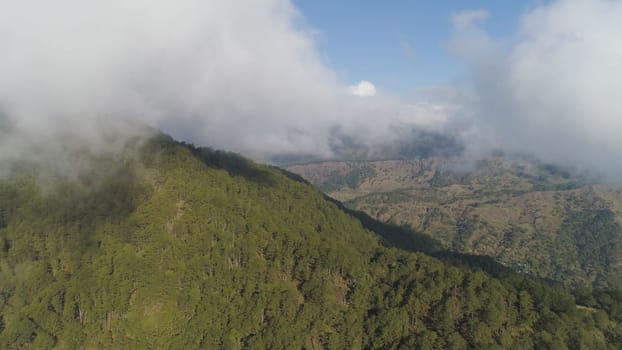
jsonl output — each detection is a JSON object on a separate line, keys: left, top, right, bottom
{"left": 288, "top": 156, "right": 622, "bottom": 289}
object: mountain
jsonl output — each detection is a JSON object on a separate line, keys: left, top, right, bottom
{"left": 0, "top": 134, "right": 621, "bottom": 349}
{"left": 270, "top": 129, "right": 464, "bottom": 166}
{"left": 288, "top": 157, "right": 622, "bottom": 289}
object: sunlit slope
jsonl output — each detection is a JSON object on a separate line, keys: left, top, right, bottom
{"left": 289, "top": 157, "right": 622, "bottom": 289}
{"left": 0, "top": 136, "right": 620, "bottom": 349}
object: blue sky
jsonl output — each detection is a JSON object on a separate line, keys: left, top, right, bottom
{"left": 294, "top": 0, "right": 548, "bottom": 95}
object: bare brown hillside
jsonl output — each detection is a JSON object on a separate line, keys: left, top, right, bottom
{"left": 288, "top": 157, "right": 622, "bottom": 288}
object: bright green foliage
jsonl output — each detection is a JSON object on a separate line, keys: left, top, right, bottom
{"left": 0, "top": 134, "right": 620, "bottom": 349}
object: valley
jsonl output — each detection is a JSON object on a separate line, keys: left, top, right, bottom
{"left": 288, "top": 157, "right": 622, "bottom": 289}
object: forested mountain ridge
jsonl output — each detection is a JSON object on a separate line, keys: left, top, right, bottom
{"left": 0, "top": 134, "right": 621, "bottom": 349}
{"left": 287, "top": 157, "right": 622, "bottom": 289}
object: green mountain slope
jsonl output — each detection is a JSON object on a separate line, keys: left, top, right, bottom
{"left": 1, "top": 135, "right": 621, "bottom": 349}
{"left": 288, "top": 158, "right": 622, "bottom": 289}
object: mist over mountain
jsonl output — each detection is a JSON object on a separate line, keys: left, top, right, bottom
{"left": 0, "top": 0, "right": 452, "bottom": 177}
{"left": 271, "top": 128, "right": 465, "bottom": 166}
{"left": 447, "top": 1, "right": 622, "bottom": 180}
{"left": 2, "top": 0, "right": 622, "bottom": 181}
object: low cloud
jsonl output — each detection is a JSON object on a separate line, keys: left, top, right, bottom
{"left": 449, "top": 1, "right": 622, "bottom": 180}
{"left": 0, "top": 0, "right": 341, "bottom": 160}
{"left": 447, "top": 9, "right": 498, "bottom": 61}
{"left": 0, "top": 0, "right": 449, "bottom": 176}
{"left": 4, "top": 0, "right": 618, "bottom": 181}
{"left": 346, "top": 81, "right": 377, "bottom": 97}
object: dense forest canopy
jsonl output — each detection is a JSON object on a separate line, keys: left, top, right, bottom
{"left": 0, "top": 133, "right": 620, "bottom": 349}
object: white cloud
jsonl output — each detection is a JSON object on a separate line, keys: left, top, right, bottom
{"left": 0, "top": 0, "right": 453, "bottom": 174}
{"left": 0, "top": 0, "right": 342, "bottom": 162}
{"left": 449, "top": 0, "right": 622, "bottom": 179}
{"left": 346, "top": 81, "right": 377, "bottom": 97}
{"left": 447, "top": 9, "right": 497, "bottom": 61}
{"left": 399, "top": 103, "right": 451, "bottom": 130}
